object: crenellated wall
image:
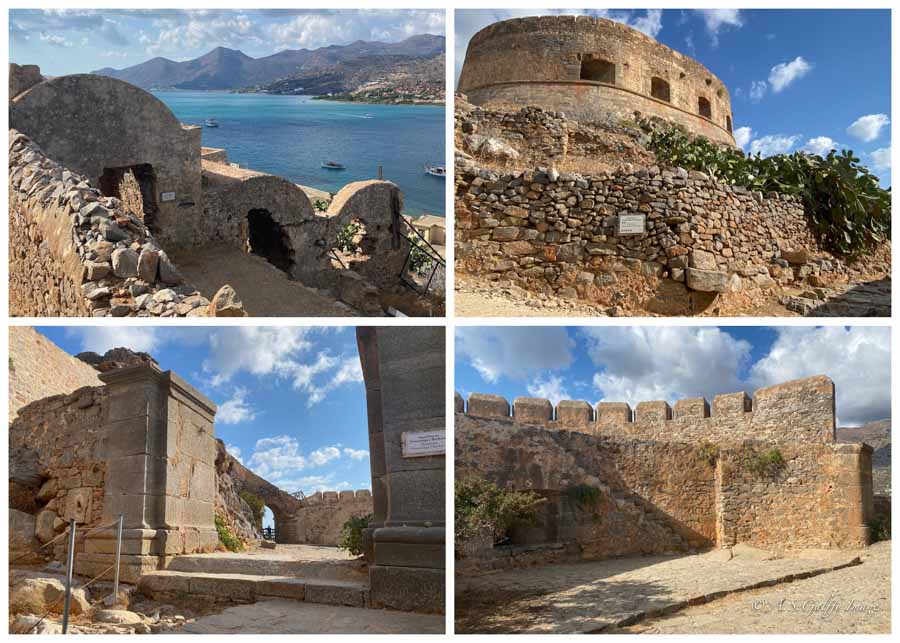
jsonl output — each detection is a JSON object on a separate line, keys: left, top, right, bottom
{"left": 282, "top": 490, "right": 374, "bottom": 546}
{"left": 455, "top": 375, "right": 872, "bottom": 567}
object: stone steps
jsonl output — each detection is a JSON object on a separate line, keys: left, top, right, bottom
{"left": 165, "top": 554, "right": 366, "bottom": 581}
{"left": 617, "top": 492, "right": 692, "bottom": 553}
{"left": 138, "top": 570, "right": 369, "bottom": 608}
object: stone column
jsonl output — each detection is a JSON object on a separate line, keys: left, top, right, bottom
{"left": 830, "top": 443, "right": 874, "bottom": 547}
{"left": 79, "top": 363, "right": 218, "bottom": 582}
{"left": 357, "top": 327, "right": 445, "bottom": 614}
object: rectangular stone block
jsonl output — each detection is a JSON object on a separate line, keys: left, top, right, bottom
{"left": 304, "top": 581, "right": 367, "bottom": 608}
{"left": 257, "top": 578, "right": 306, "bottom": 600}
{"left": 712, "top": 391, "right": 752, "bottom": 416}
{"left": 467, "top": 393, "right": 510, "bottom": 418}
{"left": 513, "top": 396, "right": 553, "bottom": 424}
{"left": 368, "top": 565, "right": 444, "bottom": 614}
{"left": 556, "top": 400, "right": 593, "bottom": 427}
{"left": 596, "top": 402, "right": 632, "bottom": 425}
{"left": 636, "top": 401, "right": 672, "bottom": 423}
{"left": 674, "top": 397, "right": 710, "bottom": 419}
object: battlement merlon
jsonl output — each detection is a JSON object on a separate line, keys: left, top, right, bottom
{"left": 457, "top": 375, "right": 836, "bottom": 445}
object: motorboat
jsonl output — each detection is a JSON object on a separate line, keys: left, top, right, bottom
{"left": 322, "top": 161, "right": 346, "bottom": 170}
{"left": 424, "top": 164, "right": 446, "bottom": 177}
{"left": 204, "top": 118, "right": 219, "bottom": 128}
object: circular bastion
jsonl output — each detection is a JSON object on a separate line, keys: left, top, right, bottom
{"left": 458, "top": 16, "right": 736, "bottom": 146}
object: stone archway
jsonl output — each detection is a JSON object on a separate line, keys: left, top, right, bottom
{"left": 247, "top": 208, "right": 294, "bottom": 272}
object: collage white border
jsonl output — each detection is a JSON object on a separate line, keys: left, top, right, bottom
{"left": 1, "top": 0, "right": 897, "bottom": 639}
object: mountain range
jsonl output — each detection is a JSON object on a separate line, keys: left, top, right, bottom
{"left": 92, "top": 34, "right": 445, "bottom": 94}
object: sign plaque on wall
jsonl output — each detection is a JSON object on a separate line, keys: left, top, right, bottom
{"left": 617, "top": 213, "right": 646, "bottom": 235}
{"left": 160, "top": 191, "right": 176, "bottom": 202}
{"left": 401, "top": 430, "right": 446, "bottom": 458}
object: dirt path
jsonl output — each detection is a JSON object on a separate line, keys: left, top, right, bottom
{"left": 169, "top": 244, "right": 354, "bottom": 317}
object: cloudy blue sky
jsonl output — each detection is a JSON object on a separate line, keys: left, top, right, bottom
{"left": 37, "top": 326, "right": 373, "bottom": 520}
{"left": 9, "top": 9, "right": 446, "bottom": 74}
{"left": 456, "top": 9, "right": 891, "bottom": 185}
{"left": 455, "top": 326, "right": 891, "bottom": 427}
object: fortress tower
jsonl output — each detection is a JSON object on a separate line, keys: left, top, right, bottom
{"left": 458, "top": 16, "right": 736, "bottom": 146}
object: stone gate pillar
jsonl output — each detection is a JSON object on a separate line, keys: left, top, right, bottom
{"left": 78, "top": 363, "right": 218, "bottom": 582}
{"left": 357, "top": 327, "right": 445, "bottom": 613}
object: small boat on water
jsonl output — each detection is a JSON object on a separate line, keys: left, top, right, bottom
{"left": 424, "top": 164, "right": 446, "bottom": 178}
{"left": 205, "top": 118, "right": 219, "bottom": 128}
{"left": 322, "top": 161, "right": 346, "bottom": 170}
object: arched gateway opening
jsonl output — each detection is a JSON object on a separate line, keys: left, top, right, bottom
{"left": 98, "top": 164, "right": 160, "bottom": 234}
{"left": 247, "top": 208, "right": 294, "bottom": 272}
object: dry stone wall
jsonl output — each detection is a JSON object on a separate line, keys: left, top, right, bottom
{"left": 458, "top": 16, "right": 735, "bottom": 146}
{"left": 8, "top": 327, "right": 102, "bottom": 422}
{"left": 455, "top": 161, "right": 825, "bottom": 302}
{"left": 455, "top": 375, "right": 872, "bottom": 567}
{"left": 284, "top": 490, "right": 373, "bottom": 546}
{"left": 9, "top": 386, "right": 108, "bottom": 561}
{"left": 9, "top": 130, "right": 240, "bottom": 317}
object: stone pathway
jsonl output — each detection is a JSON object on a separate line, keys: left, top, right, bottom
{"left": 782, "top": 278, "right": 891, "bottom": 317}
{"left": 182, "top": 599, "right": 445, "bottom": 634}
{"left": 169, "top": 244, "right": 354, "bottom": 317}
{"left": 617, "top": 541, "right": 890, "bottom": 634}
{"left": 455, "top": 546, "right": 865, "bottom": 634}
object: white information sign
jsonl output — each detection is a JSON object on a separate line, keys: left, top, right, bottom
{"left": 401, "top": 430, "right": 446, "bottom": 458}
{"left": 617, "top": 213, "right": 646, "bottom": 235}
{"left": 161, "top": 191, "right": 176, "bottom": 202}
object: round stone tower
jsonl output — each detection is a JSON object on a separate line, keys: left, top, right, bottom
{"left": 458, "top": 15, "right": 736, "bottom": 146}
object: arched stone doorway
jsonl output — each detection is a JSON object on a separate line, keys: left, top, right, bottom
{"left": 99, "top": 164, "right": 161, "bottom": 234}
{"left": 247, "top": 208, "right": 294, "bottom": 272}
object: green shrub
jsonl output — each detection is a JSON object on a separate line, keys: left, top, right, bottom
{"left": 744, "top": 448, "right": 786, "bottom": 477}
{"left": 407, "top": 234, "right": 434, "bottom": 275}
{"left": 868, "top": 515, "right": 890, "bottom": 542}
{"left": 239, "top": 490, "right": 265, "bottom": 531}
{"left": 639, "top": 119, "right": 890, "bottom": 256}
{"left": 455, "top": 475, "right": 545, "bottom": 544}
{"left": 338, "top": 514, "right": 372, "bottom": 557}
{"left": 695, "top": 441, "right": 720, "bottom": 467}
{"left": 335, "top": 221, "right": 361, "bottom": 254}
{"left": 215, "top": 514, "right": 243, "bottom": 552}
{"left": 313, "top": 199, "right": 329, "bottom": 212}
{"left": 566, "top": 483, "right": 602, "bottom": 512}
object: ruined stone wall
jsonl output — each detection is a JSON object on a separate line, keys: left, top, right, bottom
{"left": 455, "top": 375, "right": 872, "bottom": 558}
{"left": 8, "top": 327, "right": 102, "bottom": 422}
{"left": 9, "top": 73, "right": 202, "bottom": 251}
{"left": 455, "top": 162, "right": 823, "bottom": 302}
{"left": 458, "top": 16, "right": 735, "bottom": 146}
{"left": 9, "top": 387, "right": 108, "bottom": 559}
{"left": 8, "top": 130, "right": 230, "bottom": 317}
{"left": 284, "top": 490, "right": 373, "bottom": 546}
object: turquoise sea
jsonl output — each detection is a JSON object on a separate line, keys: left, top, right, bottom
{"left": 154, "top": 91, "right": 446, "bottom": 216}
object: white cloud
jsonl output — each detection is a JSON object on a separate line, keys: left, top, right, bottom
{"left": 748, "top": 327, "right": 890, "bottom": 426}
{"left": 527, "top": 374, "right": 570, "bottom": 405}
{"left": 66, "top": 327, "right": 165, "bottom": 354}
{"left": 733, "top": 126, "right": 753, "bottom": 150}
{"left": 749, "top": 134, "right": 800, "bottom": 157}
{"left": 225, "top": 443, "right": 243, "bottom": 464}
{"left": 694, "top": 9, "right": 743, "bottom": 46}
{"left": 456, "top": 327, "right": 574, "bottom": 383}
{"left": 846, "top": 114, "right": 890, "bottom": 143}
{"left": 39, "top": 32, "right": 75, "bottom": 47}
{"left": 768, "top": 56, "right": 812, "bottom": 93}
{"left": 247, "top": 435, "right": 308, "bottom": 483}
{"left": 802, "top": 136, "right": 840, "bottom": 157}
{"left": 343, "top": 448, "right": 369, "bottom": 461}
{"left": 294, "top": 355, "right": 363, "bottom": 407}
{"left": 870, "top": 147, "right": 891, "bottom": 171}
{"left": 309, "top": 445, "right": 341, "bottom": 466}
{"left": 584, "top": 327, "right": 751, "bottom": 405}
{"left": 217, "top": 387, "right": 256, "bottom": 425}
{"left": 749, "top": 80, "right": 767, "bottom": 102}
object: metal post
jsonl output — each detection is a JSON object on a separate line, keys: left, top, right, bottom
{"left": 378, "top": 165, "right": 383, "bottom": 180}
{"left": 112, "top": 514, "right": 124, "bottom": 604}
{"left": 61, "top": 519, "right": 76, "bottom": 634}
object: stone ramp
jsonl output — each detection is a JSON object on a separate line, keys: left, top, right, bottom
{"left": 456, "top": 548, "right": 863, "bottom": 634}
{"left": 182, "top": 599, "right": 445, "bottom": 634}
{"left": 139, "top": 570, "right": 369, "bottom": 608}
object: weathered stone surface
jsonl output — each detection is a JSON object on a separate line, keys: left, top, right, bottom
{"left": 686, "top": 268, "right": 729, "bottom": 292}
{"left": 111, "top": 248, "right": 139, "bottom": 278}
{"left": 9, "top": 571, "right": 91, "bottom": 615}
{"left": 209, "top": 284, "right": 247, "bottom": 317}
{"left": 94, "top": 610, "right": 144, "bottom": 625}
{"left": 137, "top": 249, "right": 159, "bottom": 282}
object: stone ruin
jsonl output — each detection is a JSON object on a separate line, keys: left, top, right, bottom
{"left": 9, "top": 326, "right": 446, "bottom": 614}
{"left": 455, "top": 375, "right": 878, "bottom": 573}
{"left": 8, "top": 63, "right": 444, "bottom": 317}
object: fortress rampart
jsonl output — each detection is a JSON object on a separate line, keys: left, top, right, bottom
{"left": 455, "top": 376, "right": 872, "bottom": 569}
{"left": 282, "top": 490, "right": 374, "bottom": 546}
{"left": 458, "top": 16, "right": 735, "bottom": 146}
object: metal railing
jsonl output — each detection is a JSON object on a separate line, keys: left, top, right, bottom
{"left": 397, "top": 216, "right": 446, "bottom": 296}
{"left": 14, "top": 514, "right": 125, "bottom": 634}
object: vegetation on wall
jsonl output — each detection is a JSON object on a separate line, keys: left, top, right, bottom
{"left": 565, "top": 483, "right": 602, "bottom": 512}
{"left": 239, "top": 490, "right": 265, "bottom": 531}
{"left": 695, "top": 441, "right": 720, "bottom": 467}
{"left": 868, "top": 515, "right": 890, "bottom": 542}
{"left": 638, "top": 119, "right": 891, "bottom": 256}
{"left": 214, "top": 514, "right": 244, "bottom": 552}
{"left": 335, "top": 221, "right": 361, "bottom": 254}
{"left": 743, "top": 447, "right": 786, "bottom": 477}
{"left": 338, "top": 513, "right": 372, "bottom": 557}
{"left": 455, "top": 475, "right": 545, "bottom": 544}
